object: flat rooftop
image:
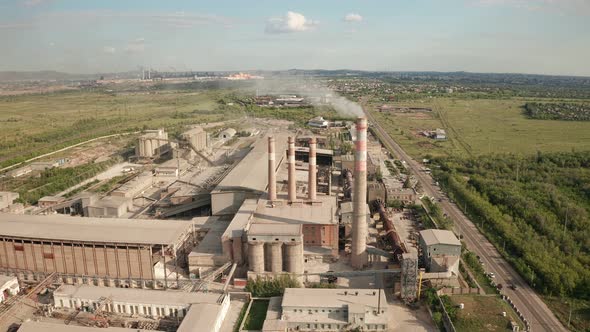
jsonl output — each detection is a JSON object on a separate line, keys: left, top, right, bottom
{"left": 17, "top": 321, "right": 159, "bottom": 332}
{"left": 0, "top": 274, "right": 17, "bottom": 285}
{"left": 177, "top": 303, "right": 223, "bottom": 332}
{"left": 221, "top": 199, "right": 258, "bottom": 240}
{"left": 248, "top": 223, "right": 302, "bottom": 236}
{"left": 420, "top": 229, "right": 461, "bottom": 247}
{"left": 189, "top": 216, "right": 228, "bottom": 257}
{"left": 55, "top": 284, "right": 221, "bottom": 307}
{"left": 282, "top": 288, "right": 386, "bottom": 309}
{"left": 0, "top": 214, "right": 192, "bottom": 245}
{"left": 212, "top": 131, "right": 290, "bottom": 194}
{"left": 253, "top": 196, "right": 337, "bottom": 226}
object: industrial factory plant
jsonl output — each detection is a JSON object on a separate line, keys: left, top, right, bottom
{"left": 0, "top": 1, "right": 586, "bottom": 332}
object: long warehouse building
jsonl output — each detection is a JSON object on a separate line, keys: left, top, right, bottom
{"left": 0, "top": 214, "right": 194, "bottom": 282}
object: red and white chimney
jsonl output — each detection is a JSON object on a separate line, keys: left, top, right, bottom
{"left": 268, "top": 136, "right": 277, "bottom": 201}
{"left": 288, "top": 136, "right": 297, "bottom": 202}
{"left": 352, "top": 117, "right": 368, "bottom": 268}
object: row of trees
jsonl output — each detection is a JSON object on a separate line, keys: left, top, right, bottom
{"left": 433, "top": 151, "right": 590, "bottom": 299}
{"left": 524, "top": 102, "right": 590, "bottom": 121}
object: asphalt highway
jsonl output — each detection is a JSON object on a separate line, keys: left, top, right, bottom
{"left": 365, "top": 111, "right": 568, "bottom": 332}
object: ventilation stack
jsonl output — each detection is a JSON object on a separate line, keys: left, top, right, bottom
{"left": 288, "top": 136, "right": 297, "bottom": 202}
{"left": 308, "top": 137, "right": 317, "bottom": 200}
{"left": 268, "top": 137, "right": 277, "bottom": 201}
{"left": 351, "top": 117, "right": 368, "bottom": 269}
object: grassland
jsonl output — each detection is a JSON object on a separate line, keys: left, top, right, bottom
{"left": 450, "top": 295, "right": 523, "bottom": 332}
{"left": 243, "top": 300, "right": 269, "bottom": 330}
{"left": 0, "top": 89, "right": 234, "bottom": 168}
{"left": 369, "top": 97, "right": 590, "bottom": 159}
{"left": 543, "top": 296, "right": 590, "bottom": 332}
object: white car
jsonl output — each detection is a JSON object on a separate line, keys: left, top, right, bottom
{"left": 488, "top": 272, "right": 496, "bottom": 278}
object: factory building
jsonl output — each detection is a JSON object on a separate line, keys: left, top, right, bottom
{"left": 218, "top": 128, "right": 237, "bottom": 140}
{"left": 262, "top": 288, "right": 388, "bottom": 331}
{"left": 136, "top": 129, "right": 170, "bottom": 160}
{"left": 16, "top": 322, "right": 155, "bottom": 332}
{"left": 0, "top": 192, "right": 19, "bottom": 210}
{"left": 85, "top": 196, "right": 133, "bottom": 218}
{"left": 38, "top": 196, "right": 66, "bottom": 208}
{"left": 0, "top": 214, "right": 193, "bottom": 283}
{"left": 181, "top": 126, "right": 209, "bottom": 151}
{"left": 419, "top": 229, "right": 461, "bottom": 275}
{"left": 210, "top": 132, "right": 289, "bottom": 216}
{"left": 0, "top": 274, "right": 19, "bottom": 303}
{"left": 110, "top": 174, "right": 153, "bottom": 199}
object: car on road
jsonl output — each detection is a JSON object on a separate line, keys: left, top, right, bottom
{"left": 509, "top": 284, "right": 518, "bottom": 290}
{"left": 488, "top": 272, "right": 496, "bottom": 278}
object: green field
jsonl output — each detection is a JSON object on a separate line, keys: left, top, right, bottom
{"left": 370, "top": 98, "right": 590, "bottom": 159}
{"left": 451, "top": 295, "right": 523, "bottom": 332}
{"left": 0, "top": 89, "right": 231, "bottom": 168}
{"left": 243, "top": 300, "right": 269, "bottom": 330}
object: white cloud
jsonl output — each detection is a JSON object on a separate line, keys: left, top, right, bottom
{"left": 125, "top": 38, "right": 145, "bottom": 54}
{"left": 344, "top": 13, "right": 363, "bottom": 23}
{"left": 103, "top": 46, "right": 116, "bottom": 54}
{"left": 265, "top": 11, "right": 318, "bottom": 34}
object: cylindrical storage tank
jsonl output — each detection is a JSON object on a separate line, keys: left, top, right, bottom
{"left": 284, "top": 242, "right": 303, "bottom": 274}
{"left": 139, "top": 138, "right": 145, "bottom": 157}
{"left": 268, "top": 242, "right": 283, "bottom": 273}
{"left": 232, "top": 237, "right": 243, "bottom": 265}
{"left": 248, "top": 241, "right": 265, "bottom": 273}
{"left": 145, "top": 139, "right": 153, "bottom": 158}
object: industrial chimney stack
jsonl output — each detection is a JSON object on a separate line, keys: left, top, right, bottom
{"left": 268, "top": 136, "right": 277, "bottom": 201}
{"left": 308, "top": 137, "right": 317, "bottom": 200}
{"left": 288, "top": 136, "right": 297, "bottom": 202}
{"left": 351, "top": 117, "right": 368, "bottom": 268}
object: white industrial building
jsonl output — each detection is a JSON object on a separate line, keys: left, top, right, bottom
{"left": 0, "top": 275, "right": 19, "bottom": 303}
{"left": 262, "top": 288, "right": 388, "bottom": 331}
{"left": 419, "top": 229, "right": 461, "bottom": 275}
{"left": 53, "top": 284, "right": 230, "bottom": 332}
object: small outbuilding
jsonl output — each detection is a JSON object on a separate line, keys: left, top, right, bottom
{"left": 219, "top": 128, "right": 237, "bottom": 140}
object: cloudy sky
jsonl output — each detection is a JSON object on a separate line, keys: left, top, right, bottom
{"left": 1, "top": 0, "right": 589, "bottom": 75}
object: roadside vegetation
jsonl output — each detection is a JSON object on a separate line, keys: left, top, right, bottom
{"left": 244, "top": 275, "right": 301, "bottom": 297}
{"left": 242, "top": 300, "right": 270, "bottom": 330}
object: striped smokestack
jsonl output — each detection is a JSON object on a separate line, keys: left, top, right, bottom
{"left": 308, "top": 137, "right": 317, "bottom": 200}
{"left": 351, "top": 117, "right": 368, "bottom": 269}
{"left": 268, "top": 136, "right": 277, "bottom": 201}
{"left": 288, "top": 136, "right": 297, "bottom": 202}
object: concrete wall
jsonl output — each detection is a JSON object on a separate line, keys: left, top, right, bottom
{"left": 302, "top": 224, "right": 338, "bottom": 250}
{"left": 0, "top": 238, "right": 155, "bottom": 280}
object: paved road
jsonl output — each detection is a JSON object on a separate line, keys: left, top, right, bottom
{"left": 365, "top": 110, "right": 567, "bottom": 332}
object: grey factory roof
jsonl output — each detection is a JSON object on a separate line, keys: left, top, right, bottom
{"left": 0, "top": 274, "right": 17, "bottom": 286}
{"left": 0, "top": 213, "right": 192, "bottom": 245}
{"left": 419, "top": 229, "right": 461, "bottom": 247}
{"left": 54, "top": 284, "right": 222, "bottom": 307}
{"left": 212, "top": 132, "right": 289, "bottom": 195}
{"left": 221, "top": 199, "right": 258, "bottom": 239}
{"left": 177, "top": 303, "right": 224, "bottom": 332}
{"left": 189, "top": 216, "right": 227, "bottom": 257}
{"left": 17, "top": 321, "right": 159, "bottom": 332}
{"left": 281, "top": 288, "right": 386, "bottom": 309}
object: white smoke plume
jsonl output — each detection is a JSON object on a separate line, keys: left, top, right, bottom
{"left": 252, "top": 76, "right": 364, "bottom": 118}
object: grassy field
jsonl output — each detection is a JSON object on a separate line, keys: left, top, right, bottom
{"left": 0, "top": 89, "right": 233, "bottom": 168}
{"left": 451, "top": 295, "right": 522, "bottom": 332}
{"left": 369, "top": 97, "right": 590, "bottom": 159}
{"left": 243, "top": 300, "right": 269, "bottom": 330}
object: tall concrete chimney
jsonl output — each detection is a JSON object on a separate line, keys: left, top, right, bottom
{"left": 351, "top": 117, "right": 368, "bottom": 269}
{"left": 308, "top": 137, "right": 317, "bottom": 200}
{"left": 288, "top": 137, "right": 297, "bottom": 202}
{"left": 268, "top": 137, "right": 277, "bottom": 201}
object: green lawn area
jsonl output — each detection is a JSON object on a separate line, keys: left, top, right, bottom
{"left": 451, "top": 295, "right": 522, "bottom": 332}
{"left": 243, "top": 300, "right": 270, "bottom": 330}
{"left": 369, "top": 97, "right": 590, "bottom": 159}
{"left": 543, "top": 296, "right": 590, "bottom": 332}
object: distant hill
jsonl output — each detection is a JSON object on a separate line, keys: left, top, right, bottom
{"left": 0, "top": 71, "right": 100, "bottom": 82}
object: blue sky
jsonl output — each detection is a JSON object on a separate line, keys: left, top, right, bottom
{"left": 1, "top": 0, "right": 589, "bottom": 75}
